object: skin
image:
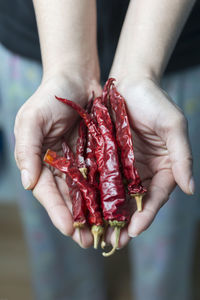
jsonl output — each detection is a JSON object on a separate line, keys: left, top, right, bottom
{"left": 14, "top": 0, "right": 195, "bottom": 249}
{"left": 14, "top": 0, "right": 101, "bottom": 248}
{"left": 109, "top": 0, "right": 195, "bottom": 247}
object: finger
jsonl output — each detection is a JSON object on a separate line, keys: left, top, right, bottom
{"left": 72, "top": 227, "right": 93, "bottom": 249}
{"left": 160, "top": 113, "right": 194, "bottom": 195}
{"left": 33, "top": 166, "right": 74, "bottom": 236}
{"left": 128, "top": 169, "right": 175, "bottom": 237}
{"left": 167, "top": 121, "right": 194, "bottom": 195}
{"left": 14, "top": 108, "right": 43, "bottom": 190}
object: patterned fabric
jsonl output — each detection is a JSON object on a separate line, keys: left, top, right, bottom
{"left": 0, "top": 42, "right": 200, "bottom": 300}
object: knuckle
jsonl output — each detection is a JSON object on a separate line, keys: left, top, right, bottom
{"left": 14, "top": 106, "right": 42, "bottom": 137}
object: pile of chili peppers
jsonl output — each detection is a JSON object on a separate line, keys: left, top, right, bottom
{"left": 44, "top": 78, "right": 146, "bottom": 257}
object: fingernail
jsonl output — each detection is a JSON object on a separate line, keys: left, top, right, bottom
{"left": 128, "top": 232, "right": 138, "bottom": 238}
{"left": 189, "top": 176, "right": 195, "bottom": 195}
{"left": 21, "top": 169, "right": 31, "bottom": 189}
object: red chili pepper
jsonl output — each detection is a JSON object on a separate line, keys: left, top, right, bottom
{"left": 44, "top": 148, "right": 104, "bottom": 248}
{"left": 62, "top": 141, "right": 86, "bottom": 229}
{"left": 75, "top": 94, "right": 94, "bottom": 179}
{"left": 76, "top": 119, "right": 87, "bottom": 179}
{"left": 109, "top": 79, "right": 147, "bottom": 212}
{"left": 93, "top": 97, "right": 131, "bottom": 256}
{"left": 56, "top": 96, "right": 100, "bottom": 139}
{"left": 85, "top": 128, "right": 99, "bottom": 188}
{"left": 102, "top": 77, "right": 114, "bottom": 106}
{"left": 56, "top": 96, "right": 130, "bottom": 256}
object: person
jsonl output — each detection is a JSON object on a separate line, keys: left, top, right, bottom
{"left": 1, "top": 0, "right": 199, "bottom": 299}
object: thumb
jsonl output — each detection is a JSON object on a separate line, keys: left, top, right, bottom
{"left": 14, "top": 109, "right": 43, "bottom": 190}
{"left": 165, "top": 116, "right": 194, "bottom": 195}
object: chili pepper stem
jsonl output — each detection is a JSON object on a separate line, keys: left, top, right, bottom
{"left": 102, "top": 227, "right": 121, "bottom": 257}
{"left": 101, "top": 240, "right": 106, "bottom": 249}
{"left": 102, "top": 221, "right": 125, "bottom": 257}
{"left": 91, "top": 225, "right": 104, "bottom": 249}
{"left": 101, "top": 222, "right": 108, "bottom": 249}
{"left": 79, "top": 167, "right": 87, "bottom": 179}
{"left": 73, "top": 222, "right": 85, "bottom": 247}
{"left": 133, "top": 194, "right": 143, "bottom": 212}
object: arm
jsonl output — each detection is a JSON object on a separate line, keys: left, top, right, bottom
{"left": 14, "top": 0, "right": 100, "bottom": 246}
{"left": 33, "top": 0, "right": 99, "bottom": 83}
{"left": 110, "top": 0, "right": 195, "bottom": 244}
{"left": 111, "top": 0, "right": 195, "bottom": 81}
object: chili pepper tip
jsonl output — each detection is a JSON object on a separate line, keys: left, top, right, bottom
{"left": 91, "top": 225, "right": 104, "bottom": 249}
{"left": 133, "top": 194, "right": 144, "bottom": 212}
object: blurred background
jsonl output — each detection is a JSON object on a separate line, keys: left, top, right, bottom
{"left": 1, "top": 0, "right": 200, "bottom": 299}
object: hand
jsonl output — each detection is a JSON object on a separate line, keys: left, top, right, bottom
{"left": 14, "top": 72, "right": 101, "bottom": 248}
{"left": 109, "top": 78, "right": 194, "bottom": 249}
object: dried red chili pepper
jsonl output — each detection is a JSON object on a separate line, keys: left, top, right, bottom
{"left": 76, "top": 119, "right": 87, "bottom": 179}
{"left": 56, "top": 96, "right": 103, "bottom": 152}
{"left": 85, "top": 129, "right": 98, "bottom": 188}
{"left": 62, "top": 141, "right": 86, "bottom": 231}
{"left": 93, "top": 97, "right": 130, "bottom": 256}
{"left": 56, "top": 96, "right": 130, "bottom": 256}
{"left": 80, "top": 94, "right": 96, "bottom": 182}
{"left": 102, "top": 77, "right": 114, "bottom": 106}
{"left": 75, "top": 92, "right": 95, "bottom": 179}
{"left": 109, "top": 79, "right": 147, "bottom": 212}
{"left": 44, "top": 148, "right": 104, "bottom": 248}
{"left": 56, "top": 96, "right": 105, "bottom": 248}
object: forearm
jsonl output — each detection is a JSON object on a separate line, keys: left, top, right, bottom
{"left": 110, "top": 0, "right": 195, "bottom": 82}
{"left": 33, "top": 0, "right": 99, "bottom": 81}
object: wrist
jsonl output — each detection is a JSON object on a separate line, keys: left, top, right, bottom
{"left": 112, "top": 76, "right": 161, "bottom": 103}
{"left": 43, "top": 56, "right": 100, "bottom": 82}
{"left": 110, "top": 61, "right": 162, "bottom": 87}
{"left": 41, "top": 68, "right": 101, "bottom": 102}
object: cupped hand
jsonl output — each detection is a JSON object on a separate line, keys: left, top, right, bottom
{"left": 14, "top": 73, "right": 101, "bottom": 248}
{"left": 109, "top": 78, "right": 194, "bottom": 248}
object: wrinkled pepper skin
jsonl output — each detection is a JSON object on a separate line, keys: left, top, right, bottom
{"left": 62, "top": 141, "right": 86, "bottom": 226}
{"left": 55, "top": 96, "right": 130, "bottom": 222}
{"left": 109, "top": 80, "right": 146, "bottom": 196}
{"left": 84, "top": 95, "right": 99, "bottom": 186}
{"left": 44, "top": 149, "right": 103, "bottom": 226}
{"left": 76, "top": 120, "right": 87, "bottom": 171}
{"left": 85, "top": 130, "right": 99, "bottom": 187}
{"left": 102, "top": 77, "right": 114, "bottom": 106}
{"left": 93, "top": 97, "right": 130, "bottom": 222}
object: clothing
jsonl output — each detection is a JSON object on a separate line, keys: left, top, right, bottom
{"left": 0, "top": 0, "right": 41, "bottom": 62}
{"left": 1, "top": 0, "right": 200, "bottom": 81}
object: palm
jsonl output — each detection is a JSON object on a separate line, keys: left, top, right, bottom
{"left": 15, "top": 75, "right": 102, "bottom": 247}
{"left": 108, "top": 79, "right": 191, "bottom": 248}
